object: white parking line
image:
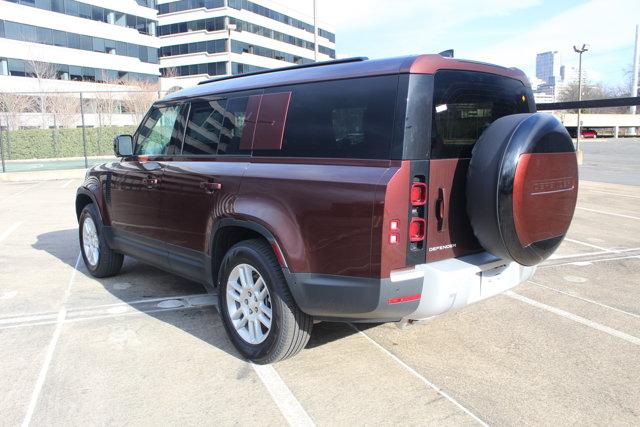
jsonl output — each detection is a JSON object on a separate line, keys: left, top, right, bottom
{"left": 506, "top": 291, "right": 640, "bottom": 346}
{"left": 251, "top": 364, "right": 315, "bottom": 427}
{"left": 527, "top": 280, "right": 640, "bottom": 320}
{"left": 350, "top": 324, "right": 488, "bottom": 427}
{"left": 0, "top": 221, "right": 22, "bottom": 243}
{"left": 541, "top": 253, "right": 640, "bottom": 268}
{"left": 0, "top": 182, "right": 39, "bottom": 203}
{"left": 563, "top": 238, "right": 614, "bottom": 253}
{"left": 22, "top": 253, "right": 80, "bottom": 427}
{"left": 584, "top": 189, "right": 640, "bottom": 200}
{"left": 60, "top": 179, "right": 74, "bottom": 188}
{"left": 576, "top": 206, "right": 640, "bottom": 221}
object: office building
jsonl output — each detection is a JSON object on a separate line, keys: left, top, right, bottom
{"left": 0, "top": 0, "right": 160, "bottom": 93}
{"left": 156, "top": 0, "right": 336, "bottom": 90}
{"left": 536, "top": 50, "right": 562, "bottom": 86}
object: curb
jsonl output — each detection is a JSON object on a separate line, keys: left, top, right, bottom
{"left": 0, "top": 168, "right": 86, "bottom": 182}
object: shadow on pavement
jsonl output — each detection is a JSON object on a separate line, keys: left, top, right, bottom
{"left": 33, "top": 228, "right": 360, "bottom": 361}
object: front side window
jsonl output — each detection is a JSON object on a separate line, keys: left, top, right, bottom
{"left": 431, "top": 70, "right": 533, "bottom": 159}
{"left": 182, "top": 99, "right": 226, "bottom": 155}
{"left": 135, "top": 105, "right": 183, "bottom": 156}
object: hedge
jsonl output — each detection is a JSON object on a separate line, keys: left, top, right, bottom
{"left": 1, "top": 126, "right": 137, "bottom": 160}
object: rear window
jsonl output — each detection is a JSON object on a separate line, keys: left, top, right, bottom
{"left": 258, "top": 75, "right": 398, "bottom": 159}
{"left": 431, "top": 70, "right": 532, "bottom": 159}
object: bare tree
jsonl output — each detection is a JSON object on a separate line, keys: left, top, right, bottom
{"left": 48, "top": 94, "right": 80, "bottom": 129}
{"left": 557, "top": 81, "right": 606, "bottom": 113}
{"left": 0, "top": 93, "right": 33, "bottom": 159}
{"left": 0, "top": 93, "right": 33, "bottom": 131}
{"left": 26, "top": 60, "right": 58, "bottom": 129}
{"left": 122, "top": 78, "right": 159, "bottom": 123}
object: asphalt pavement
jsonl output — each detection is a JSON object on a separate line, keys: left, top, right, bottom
{"left": 1, "top": 142, "right": 639, "bottom": 425}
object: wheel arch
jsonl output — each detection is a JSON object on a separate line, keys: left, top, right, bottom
{"left": 210, "top": 219, "right": 289, "bottom": 288}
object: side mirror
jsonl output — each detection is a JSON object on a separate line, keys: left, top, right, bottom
{"left": 114, "top": 134, "right": 133, "bottom": 157}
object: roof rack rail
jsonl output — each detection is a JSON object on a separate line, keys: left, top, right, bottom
{"left": 197, "top": 57, "right": 369, "bottom": 85}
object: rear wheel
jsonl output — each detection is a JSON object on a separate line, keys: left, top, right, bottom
{"left": 79, "top": 204, "right": 123, "bottom": 278}
{"left": 218, "top": 239, "right": 312, "bottom": 364}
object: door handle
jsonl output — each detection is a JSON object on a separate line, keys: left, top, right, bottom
{"left": 142, "top": 177, "right": 160, "bottom": 188}
{"left": 435, "top": 187, "right": 446, "bottom": 232}
{"left": 200, "top": 181, "right": 222, "bottom": 192}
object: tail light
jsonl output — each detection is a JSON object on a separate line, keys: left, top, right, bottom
{"left": 409, "top": 218, "right": 426, "bottom": 242}
{"left": 411, "top": 183, "right": 427, "bottom": 206}
{"left": 389, "top": 219, "right": 400, "bottom": 244}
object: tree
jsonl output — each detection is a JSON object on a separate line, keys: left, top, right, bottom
{"left": 557, "top": 81, "right": 606, "bottom": 113}
{"left": 26, "top": 60, "right": 58, "bottom": 129}
{"left": 0, "top": 93, "right": 33, "bottom": 159}
{"left": 122, "top": 78, "right": 159, "bottom": 123}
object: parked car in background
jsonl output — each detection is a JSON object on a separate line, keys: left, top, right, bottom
{"left": 567, "top": 127, "right": 598, "bottom": 138}
{"left": 76, "top": 54, "right": 579, "bottom": 363}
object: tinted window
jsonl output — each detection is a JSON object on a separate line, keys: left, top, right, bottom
{"left": 218, "top": 97, "right": 252, "bottom": 155}
{"left": 260, "top": 76, "right": 398, "bottom": 159}
{"left": 135, "top": 105, "right": 183, "bottom": 156}
{"left": 431, "top": 70, "right": 532, "bottom": 159}
{"left": 182, "top": 99, "right": 226, "bottom": 155}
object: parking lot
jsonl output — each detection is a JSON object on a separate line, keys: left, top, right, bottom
{"left": 1, "top": 140, "right": 639, "bottom": 426}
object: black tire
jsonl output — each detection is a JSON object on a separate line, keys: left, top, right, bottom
{"left": 218, "top": 239, "right": 312, "bottom": 364}
{"left": 467, "top": 113, "right": 578, "bottom": 266}
{"left": 79, "top": 204, "right": 123, "bottom": 278}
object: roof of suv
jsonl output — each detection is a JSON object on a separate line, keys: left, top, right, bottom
{"left": 163, "top": 54, "right": 529, "bottom": 102}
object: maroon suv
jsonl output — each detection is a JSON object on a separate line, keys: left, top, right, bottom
{"left": 76, "top": 55, "right": 578, "bottom": 363}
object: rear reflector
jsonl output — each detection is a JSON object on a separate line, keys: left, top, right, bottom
{"left": 409, "top": 218, "right": 426, "bottom": 242}
{"left": 411, "top": 182, "right": 427, "bottom": 206}
{"left": 388, "top": 293, "right": 421, "bottom": 304}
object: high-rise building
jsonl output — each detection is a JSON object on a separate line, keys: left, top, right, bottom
{"left": 535, "top": 50, "right": 562, "bottom": 86}
{"left": 156, "top": 0, "right": 336, "bottom": 90}
{"left": 0, "top": 0, "right": 160, "bottom": 92}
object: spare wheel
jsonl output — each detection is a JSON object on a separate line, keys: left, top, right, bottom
{"left": 466, "top": 113, "right": 578, "bottom": 266}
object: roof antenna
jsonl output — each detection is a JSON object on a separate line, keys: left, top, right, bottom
{"left": 439, "top": 49, "right": 454, "bottom": 58}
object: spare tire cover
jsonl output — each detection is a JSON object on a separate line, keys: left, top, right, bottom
{"left": 467, "top": 113, "right": 578, "bottom": 266}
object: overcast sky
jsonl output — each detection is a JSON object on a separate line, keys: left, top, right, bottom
{"left": 275, "top": 0, "right": 639, "bottom": 88}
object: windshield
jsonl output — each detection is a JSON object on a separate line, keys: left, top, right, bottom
{"left": 431, "top": 70, "right": 533, "bottom": 159}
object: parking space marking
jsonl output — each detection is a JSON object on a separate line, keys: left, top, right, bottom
{"left": 584, "top": 189, "right": 640, "bottom": 199}
{"left": 252, "top": 364, "right": 315, "bottom": 427}
{"left": 0, "top": 294, "right": 217, "bottom": 330}
{"left": 528, "top": 280, "right": 640, "bottom": 319}
{"left": 0, "top": 221, "right": 22, "bottom": 243}
{"left": 22, "top": 253, "right": 80, "bottom": 427}
{"left": 541, "top": 253, "right": 640, "bottom": 268}
{"left": 576, "top": 206, "right": 640, "bottom": 221}
{"left": 0, "top": 182, "right": 39, "bottom": 204}
{"left": 350, "top": 324, "right": 488, "bottom": 427}
{"left": 506, "top": 291, "right": 640, "bottom": 346}
{"left": 563, "top": 238, "right": 614, "bottom": 253}
{"left": 60, "top": 179, "right": 74, "bottom": 188}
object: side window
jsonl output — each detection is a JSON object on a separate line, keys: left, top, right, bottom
{"left": 218, "top": 96, "right": 253, "bottom": 155}
{"left": 182, "top": 99, "right": 226, "bottom": 155}
{"left": 135, "top": 105, "right": 183, "bottom": 156}
{"left": 259, "top": 76, "right": 398, "bottom": 159}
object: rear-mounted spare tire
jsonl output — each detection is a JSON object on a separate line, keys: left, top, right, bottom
{"left": 467, "top": 113, "right": 578, "bottom": 266}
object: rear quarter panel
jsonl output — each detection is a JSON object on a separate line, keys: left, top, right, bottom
{"left": 236, "top": 159, "right": 391, "bottom": 278}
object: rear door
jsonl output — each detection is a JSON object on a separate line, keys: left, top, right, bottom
{"left": 158, "top": 93, "right": 259, "bottom": 283}
{"left": 426, "top": 70, "right": 534, "bottom": 262}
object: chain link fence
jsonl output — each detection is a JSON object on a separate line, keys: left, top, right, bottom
{"left": 0, "top": 90, "right": 171, "bottom": 173}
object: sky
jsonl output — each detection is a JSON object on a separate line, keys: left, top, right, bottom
{"left": 275, "top": 0, "right": 640, "bottom": 88}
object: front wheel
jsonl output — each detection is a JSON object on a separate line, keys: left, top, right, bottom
{"left": 79, "top": 204, "right": 123, "bottom": 278}
{"left": 218, "top": 239, "right": 312, "bottom": 364}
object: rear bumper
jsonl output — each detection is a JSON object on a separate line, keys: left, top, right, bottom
{"left": 398, "top": 252, "right": 536, "bottom": 321}
{"left": 287, "top": 252, "right": 535, "bottom": 322}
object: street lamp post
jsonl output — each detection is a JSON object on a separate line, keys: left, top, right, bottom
{"left": 313, "top": 0, "right": 319, "bottom": 62}
{"left": 573, "top": 44, "right": 589, "bottom": 160}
